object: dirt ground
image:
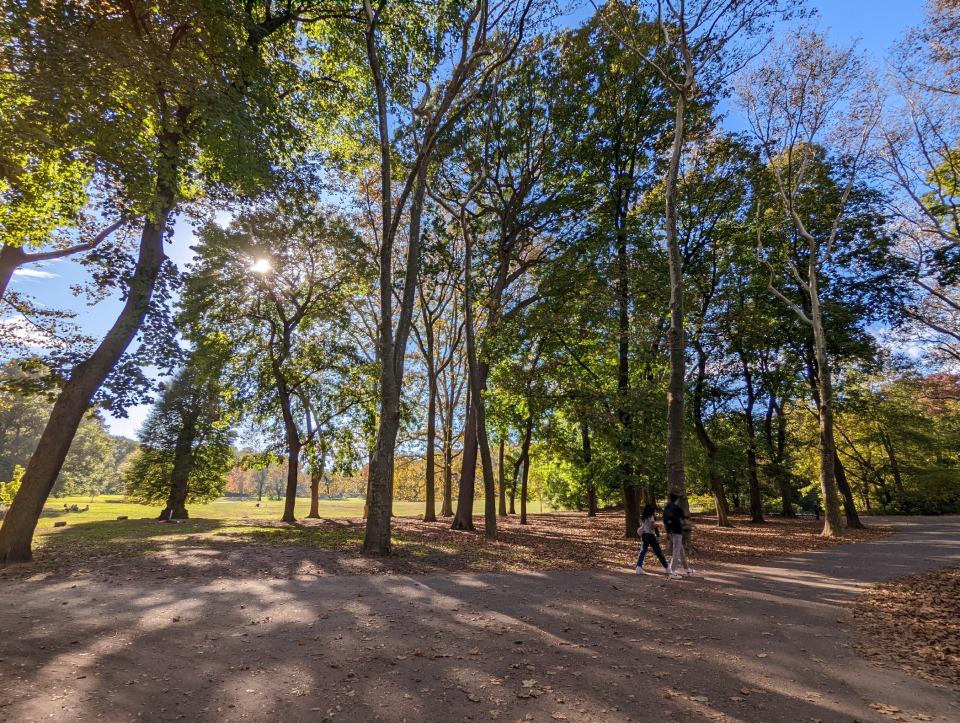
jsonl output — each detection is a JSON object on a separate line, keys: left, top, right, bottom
{"left": 0, "top": 516, "right": 957, "bottom": 723}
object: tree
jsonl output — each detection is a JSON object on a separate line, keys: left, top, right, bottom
{"left": 54, "top": 414, "right": 115, "bottom": 499}
{"left": 349, "top": 0, "right": 533, "bottom": 554}
{"left": 552, "top": 6, "right": 673, "bottom": 537}
{"left": 411, "top": 230, "right": 463, "bottom": 522}
{"left": 0, "top": 0, "right": 345, "bottom": 564}
{"left": 740, "top": 32, "right": 882, "bottom": 536}
{"left": 183, "top": 202, "right": 362, "bottom": 523}
{"left": 124, "top": 351, "right": 234, "bottom": 518}
{"left": 884, "top": 1, "right": 960, "bottom": 370}
{"left": 610, "top": 0, "right": 799, "bottom": 511}
{"left": 0, "top": 466, "right": 23, "bottom": 508}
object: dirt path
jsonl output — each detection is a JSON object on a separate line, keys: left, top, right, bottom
{"left": 1, "top": 516, "right": 957, "bottom": 723}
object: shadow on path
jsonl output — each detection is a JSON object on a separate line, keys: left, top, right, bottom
{"left": 0, "top": 516, "right": 957, "bottom": 722}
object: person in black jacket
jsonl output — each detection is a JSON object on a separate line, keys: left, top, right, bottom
{"left": 663, "top": 493, "right": 696, "bottom": 576}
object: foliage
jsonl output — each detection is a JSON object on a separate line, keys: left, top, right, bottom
{"left": 0, "top": 465, "right": 23, "bottom": 506}
{"left": 0, "top": 364, "right": 124, "bottom": 498}
{"left": 123, "top": 353, "right": 235, "bottom": 507}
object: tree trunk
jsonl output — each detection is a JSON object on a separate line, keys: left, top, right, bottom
{"left": 0, "top": 208, "right": 171, "bottom": 564}
{"left": 308, "top": 466, "right": 321, "bottom": 519}
{"left": 664, "top": 91, "right": 688, "bottom": 503}
{"left": 476, "top": 400, "right": 497, "bottom": 539}
{"left": 452, "top": 389, "right": 478, "bottom": 531}
{"left": 498, "top": 437, "right": 508, "bottom": 517}
{"left": 764, "top": 394, "right": 795, "bottom": 517}
{"left": 159, "top": 420, "right": 196, "bottom": 521}
{"left": 423, "top": 358, "right": 438, "bottom": 522}
{"left": 282, "top": 436, "right": 301, "bottom": 524}
{"left": 441, "top": 406, "right": 454, "bottom": 517}
{"left": 364, "top": 374, "right": 401, "bottom": 551}
{"left": 834, "top": 452, "right": 863, "bottom": 529}
{"left": 809, "top": 273, "right": 844, "bottom": 537}
{"left": 581, "top": 422, "right": 598, "bottom": 517}
{"left": 0, "top": 243, "right": 25, "bottom": 303}
{"left": 307, "top": 441, "right": 326, "bottom": 519}
{"left": 734, "top": 349, "right": 763, "bottom": 523}
{"left": 459, "top": 219, "right": 497, "bottom": 540}
{"left": 880, "top": 431, "right": 905, "bottom": 495}
{"left": 363, "top": 447, "right": 373, "bottom": 519}
{"left": 693, "top": 341, "right": 731, "bottom": 527}
{"left": 519, "top": 416, "right": 533, "bottom": 525}
{"left": 615, "top": 223, "right": 640, "bottom": 539}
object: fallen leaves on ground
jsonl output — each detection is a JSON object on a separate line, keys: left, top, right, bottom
{"left": 854, "top": 565, "right": 960, "bottom": 690}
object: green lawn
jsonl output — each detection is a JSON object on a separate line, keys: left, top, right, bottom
{"left": 39, "top": 495, "right": 427, "bottom": 531}
{"left": 29, "top": 495, "right": 513, "bottom": 561}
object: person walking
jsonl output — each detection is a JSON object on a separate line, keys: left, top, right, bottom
{"left": 663, "top": 492, "right": 696, "bottom": 576}
{"left": 636, "top": 503, "right": 677, "bottom": 578}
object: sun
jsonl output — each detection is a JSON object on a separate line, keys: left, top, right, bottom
{"left": 250, "top": 258, "right": 272, "bottom": 274}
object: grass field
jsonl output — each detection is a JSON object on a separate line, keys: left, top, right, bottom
{"left": 38, "top": 495, "right": 429, "bottom": 529}
{"left": 26, "top": 495, "right": 556, "bottom": 563}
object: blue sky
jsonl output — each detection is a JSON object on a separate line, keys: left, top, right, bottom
{"left": 4, "top": 0, "right": 929, "bottom": 440}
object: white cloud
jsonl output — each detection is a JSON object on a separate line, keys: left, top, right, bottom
{"left": 13, "top": 268, "right": 58, "bottom": 279}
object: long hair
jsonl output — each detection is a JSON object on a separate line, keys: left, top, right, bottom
{"left": 641, "top": 503, "right": 656, "bottom": 520}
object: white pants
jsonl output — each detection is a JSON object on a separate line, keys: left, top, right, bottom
{"left": 669, "top": 533, "right": 688, "bottom": 573}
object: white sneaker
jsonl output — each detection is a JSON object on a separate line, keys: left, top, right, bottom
{"left": 685, "top": 568, "right": 697, "bottom": 576}
{"left": 635, "top": 565, "right": 644, "bottom": 575}
{"left": 667, "top": 570, "right": 680, "bottom": 579}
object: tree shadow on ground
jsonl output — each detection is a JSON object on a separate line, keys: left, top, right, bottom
{"left": 0, "top": 517, "right": 957, "bottom": 722}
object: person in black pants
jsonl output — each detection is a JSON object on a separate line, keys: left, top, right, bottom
{"left": 636, "top": 503, "right": 677, "bottom": 578}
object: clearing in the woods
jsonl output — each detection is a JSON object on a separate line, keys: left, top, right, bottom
{"left": 1, "top": 515, "right": 957, "bottom": 722}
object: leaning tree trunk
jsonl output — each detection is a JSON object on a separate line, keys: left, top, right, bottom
{"left": 693, "top": 342, "right": 732, "bottom": 527}
{"left": 452, "top": 392, "right": 478, "bottom": 531}
{"left": 159, "top": 420, "right": 197, "bottom": 521}
{"left": 0, "top": 206, "right": 172, "bottom": 564}
{"left": 456, "top": 220, "right": 497, "bottom": 539}
{"left": 441, "top": 408, "right": 454, "bottom": 517}
{"left": 880, "top": 431, "right": 905, "bottom": 496}
{"left": 834, "top": 452, "right": 863, "bottom": 529}
{"left": 0, "top": 243, "right": 25, "bottom": 302}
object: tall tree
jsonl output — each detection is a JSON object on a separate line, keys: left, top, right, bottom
{"left": 555, "top": 6, "right": 672, "bottom": 536}
{"left": 349, "top": 0, "right": 532, "bottom": 554}
{"left": 741, "top": 32, "right": 881, "bottom": 535}
{"left": 183, "top": 202, "right": 361, "bottom": 523}
{"left": 610, "top": 0, "right": 798, "bottom": 508}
